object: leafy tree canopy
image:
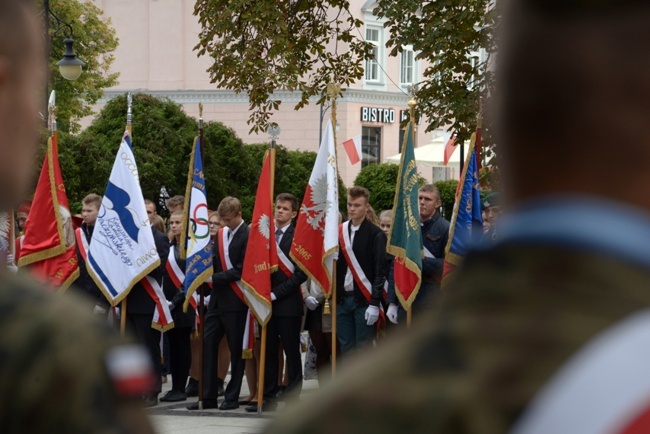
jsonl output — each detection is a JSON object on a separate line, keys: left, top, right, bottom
{"left": 194, "top": 0, "right": 496, "bottom": 158}
{"left": 354, "top": 163, "right": 425, "bottom": 215}
{"left": 45, "top": 0, "right": 119, "bottom": 133}
{"left": 57, "top": 94, "right": 344, "bottom": 221}
{"left": 194, "top": 0, "right": 372, "bottom": 133}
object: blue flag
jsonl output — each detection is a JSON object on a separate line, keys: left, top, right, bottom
{"left": 443, "top": 133, "right": 483, "bottom": 283}
{"left": 181, "top": 137, "right": 213, "bottom": 310}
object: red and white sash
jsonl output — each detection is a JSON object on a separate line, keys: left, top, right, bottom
{"left": 140, "top": 275, "right": 174, "bottom": 332}
{"left": 277, "top": 246, "right": 295, "bottom": 278}
{"left": 339, "top": 222, "right": 385, "bottom": 324}
{"left": 75, "top": 227, "right": 88, "bottom": 258}
{"left": 217, "top": 227, "right": 246, "bottom": 303}
{"left": 165, "top": 245, "right": 185, "bottom": 290}
{"left": 511, "top": 311, "right": 650, "bottom": 434}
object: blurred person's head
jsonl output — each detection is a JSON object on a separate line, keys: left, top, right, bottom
{"left": 16, "top": 200, "right": 31, "bottom": 232}
{"left": 169, "top": 211, "right": 183, "bottom": 242}
{"left": 379, "top": 209, "right": 392, "bottom": 236}
{"left": 166, "top": 195, "right": 184, "bottom": 213}
{"left": 0, "top": 1, "right": 42, "bottom": 211}
{"left": 209, "top": 212, "right": 221, "bottom": 238}
{"left": 347, "top": 187, "right": 370, "bottom": 226}
{"left": 218, "top": 196, "right": 243, "bottom": 231}
{"left": 498, "top": 2, "right": 650, "bottom": 209}
{"left": 151, "top": 214, "right": 165, "bottom": 235}
{"left": 418, "top": 185, "right": 441, "bottom": 222}
{"left": 82, "top": 194, "right": 101, "bottom": 226}
{"left": 274, "top": 193, "right": 298, "bottom": 228}
{"left": 145, "top": 199, "right": 157, "bottom": 218}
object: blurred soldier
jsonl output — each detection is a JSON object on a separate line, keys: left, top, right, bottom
{"left": 0, "top": 1, "right": 155, "bottom": 432}
{"left": 264, "top": 1, "right": 650, "bottom": 433}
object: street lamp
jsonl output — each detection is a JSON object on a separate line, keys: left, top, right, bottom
{"left": 56, "top": 38, "right": 84, "bottom": 81}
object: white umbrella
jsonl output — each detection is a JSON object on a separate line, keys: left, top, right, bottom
{"left": 386, "top": 136, "right": 469, "bottom": 168}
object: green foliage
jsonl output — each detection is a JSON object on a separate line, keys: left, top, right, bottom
{"left": 353, "top": 163, "right": 424, "bottom": 215}
{"left": 374, "top": 0, "right": 496, "bottom": 151}
{"left": 434, "top": 180, "right": 459, "bottom": 221}
{"left": 45, "top": 0, "right": 119, "bottom": 133}
{"left": 58, "top": 93, "right": 345, "bottom": 222}
{"left": 194, "top": 0, "right": 372, "bottom": 133}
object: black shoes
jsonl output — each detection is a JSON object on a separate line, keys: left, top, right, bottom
{"left": 160, "top": 390, "right": 187, "bottom": 402}
{"left": 217, "top": 379, "right": 226, "bottom": 397}
{"left": 245, "top": 400, "right": 278, "bottom": 413}
{"left": 219, "top": 400, "right": 239, "bottom": 410}
{"left": 186, "top": 399, "right": 218, "bottom": 410}
{"left": 142, "top": 394, "right": 158, "bottom": 407}
{"left": 185, "top": 378, "right": 199, "bottom": 397}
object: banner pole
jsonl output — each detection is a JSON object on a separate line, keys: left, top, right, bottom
{"left": 120, "top": 299, "right": 127, "bottom": 336}
{"left": 257, "top": 325, "right": 268, "bottom": 414}
{"left": 331, "top": 263, "right": 337, "bottom": 378}
{"left": 197, "top": 103, "right": 205, "bottom": 410}
{"left": 407, "top": 308, "right": 412, "bottom": 328}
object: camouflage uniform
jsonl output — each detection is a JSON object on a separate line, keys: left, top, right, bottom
{"left": 264, "top": 238, "right": 650, "bottom": 433}
{"left": 0, "top": 272, "right": 155, "bottom": 434}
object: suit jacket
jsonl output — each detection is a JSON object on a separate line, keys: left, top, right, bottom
{"left": 162, "top": 241, "right": 195, "bottom": 328}
{"left": 336, "top": 218, "right": 387, "bottom": 307}
{"left": 418, "top": 210, "right": 450, "bottom": 306}
{"left": 73, "top": 223, "right": 108, "bottom": 308}
{"left": 271, "top": 225, "right": 307, "bottom": 317}
{"left": 209, "top": 223, "right": 249, "bottom": 312}
{"left": 264, "top": 244, "right": 650, "bottom": 434}
{"left": 126, "top": 227, "right": 170, "bottom": 315}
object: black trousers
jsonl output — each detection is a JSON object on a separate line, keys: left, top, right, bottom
{"left": 263, "top": 315, "right": 303, "bottom": 400}
{"left": 126, "top": 313, "right": 162, "bottom": 394}
{"left": 168, "top": 326, "right": 192, "bottom": 392}
{"left": 202, "top": 309, "right": 247, "bottom": 402}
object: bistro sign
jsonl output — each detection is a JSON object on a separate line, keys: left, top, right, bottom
{"left": 360, "top": 107, "right": 396, "bottom": 124}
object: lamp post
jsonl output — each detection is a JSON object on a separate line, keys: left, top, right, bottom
{"left": 43, "top": 0, "right": 85, "bottom": 123}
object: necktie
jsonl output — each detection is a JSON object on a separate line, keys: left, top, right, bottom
{"left": 228, "top": 229, "right": 233, "bottom": 240}
{"left": 275, "top": 228, "right": 283, "bottom": 245}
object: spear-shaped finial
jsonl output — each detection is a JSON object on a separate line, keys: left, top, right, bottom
{"left": 199, "top": 102, "right": 203, "bottom": 130}
{"left": 48, "top": 91, "right": 57, "bottom": 134}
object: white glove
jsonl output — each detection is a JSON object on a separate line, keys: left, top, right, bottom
{"left": 304, "top": 296, "right": 319, "bottom": 311}
{"left": 365, "top": 305, "right": 379, "bottom": 326}
{"left": 387, "top": 303, "right": 399, "bottom": 324}
{"left": 5, "top": 254, "right": 17, "bottom": 273}
{"left": 271, "top": 293, "right": 277, "bottom": 301}
{"left": 203, "top": 295, "right": 211, "bottom": 306}
{"left": 93, "top": 304, "right": 108, "bottom": 315}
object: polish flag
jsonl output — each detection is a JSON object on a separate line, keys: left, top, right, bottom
{"left": 342, "top": 135, "right": 362, "bottom": 165}
{"left": 443, "top": 132, "right": 457, "bottom": 166}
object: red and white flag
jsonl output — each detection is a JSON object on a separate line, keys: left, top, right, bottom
{"left": 241, "top": 149, "right": 277, "bottom": 326}
{"left": 291, "top": 120, "right": 339, "bottom": 297}
{"left": 342, "top": 134, "right": 362, "bottom": 165}
{"left": 18, "top": 129, "right": 79, "bottom": 291}
{"left": 443, "top": 132, "right": 457, "bottom": 166}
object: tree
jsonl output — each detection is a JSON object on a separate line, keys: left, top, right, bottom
{"left": 193, "top": 1, "right": 496, "bottom": 157}
{"left": 46, "top": 0, "right": 119, "bottom": 133}
{"left": 194, "top": 0, "right": 373, "bottom": 133}
{"left": 354, "top": 163, "right": 425, "bottom": 214}
{"left": 434, "top": 179, "right": 459, "bottom": 221}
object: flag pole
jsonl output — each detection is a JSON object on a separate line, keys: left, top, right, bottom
{"left": 197, "top": 102, "right": 206, "bottom": 410}
{"left": 120, "top": 92, "right": 133, "bottom": 337}
{"left": 406, "top": 98, "right": 418, "bottom": 328}
{"left": 327, "top": 82, "right": 341, "bottom": 378}
{"left": 258, "top": 129, "right": 277, "bottom": 413}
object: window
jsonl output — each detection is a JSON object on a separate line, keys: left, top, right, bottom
{"left": 467, "top": 52, "right": 481, "bottom": 90}
{"left": 400, "top": 49, "right": 414, "bottom": 85}
{"left": 362, "top": 126, "right": 381, "bottom": 167}
{"left": 365, "top": 27, "right": 381, "bottom": 82}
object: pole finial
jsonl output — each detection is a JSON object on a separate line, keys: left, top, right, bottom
{"left": 408, "top": 99, "right": 417, "bottom": 123}
{"left": 326, "top": 83, "right": 341, "bottom": 101}
{"left": 199, "top": 102, "right": 203, "bottom": 119}
{"left": 127, "top": 92, "right": 133, "bottom": 126}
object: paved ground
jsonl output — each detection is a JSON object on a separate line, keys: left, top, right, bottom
{"left": 149, "top": 374, "right": 321, "bottom": 434}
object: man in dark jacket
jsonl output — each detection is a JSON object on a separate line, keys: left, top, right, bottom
{"left": 336, "top": 186, "right": 387, "bottom": 353}
{"left": 188, "top": 196, "right": 249, "bottom": 411}
{"left": 247, "top": 193, "right": 307, "bottom": 412}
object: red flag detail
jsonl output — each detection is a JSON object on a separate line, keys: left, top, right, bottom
{"left": 343, "top": 135, "right": 362, "bottom": 165}
{"left": 443, "top": 134, "right": 457, "bottom": 166}
{"left": 240, "top": 150, "right": 276, "bottom": 325}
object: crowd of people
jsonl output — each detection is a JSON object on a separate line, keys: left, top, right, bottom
{"left": 17, "top": 180, "right": 477, "bottom": 411}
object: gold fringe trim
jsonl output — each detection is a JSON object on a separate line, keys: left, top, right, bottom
{"left": 56, "top": 267, "right": 80, "bottom": 294}
{"left": 151, "top": 321, "right": 175, "bottom": 333}
{"left": 241, "top": 277, "right": 273, "bottom": 326}
{"left": 183, "top": 266, "right": 213, "bottom": 313}
{"left": 89, "top": 258, "right": 162, "bottom": 308}
{"left": 242, "top": 349, "right": 253, "bottom": 359}
{"left": 290, "top": 245, "right": 338, "bottom": 301}
{"left": 179, "top": 137, "right": 199, "bottom": 260}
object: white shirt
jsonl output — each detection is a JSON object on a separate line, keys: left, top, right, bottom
{"left": 343, "top": 224, "right": 360, "bottom": 292}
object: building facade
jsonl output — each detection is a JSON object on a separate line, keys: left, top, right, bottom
{"left": 90, "top": 0, "right": 461, "bottom": 185}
